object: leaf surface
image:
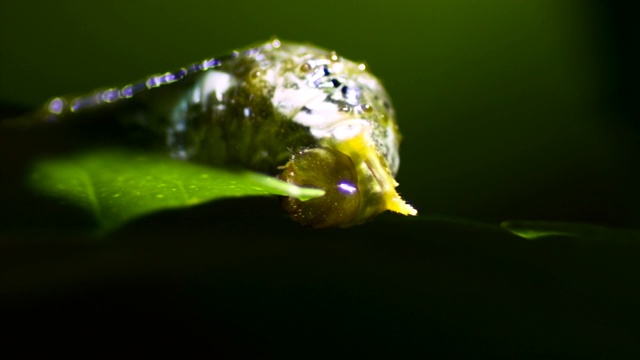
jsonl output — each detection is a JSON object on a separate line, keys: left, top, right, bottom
{"left": 29, "top": 149, "right": 324, "bottom": 229}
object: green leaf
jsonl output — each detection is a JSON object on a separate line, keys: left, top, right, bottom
{"left": 501, "top": 220, "right": 640, "bottom": 242}
{"left": 29, "top": 149, "right": 325, "bottom": 229}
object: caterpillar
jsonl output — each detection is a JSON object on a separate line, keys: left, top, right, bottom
{"left": 35, "top": 39, "right": 417, "bottom": 227}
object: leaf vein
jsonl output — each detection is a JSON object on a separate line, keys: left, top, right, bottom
{"left": 77, "top": 166, "right": 102, "bottom": 223}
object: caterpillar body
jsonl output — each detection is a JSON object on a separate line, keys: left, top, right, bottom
{"left": 37, "top": 39, "right": 417, "bottom": 227}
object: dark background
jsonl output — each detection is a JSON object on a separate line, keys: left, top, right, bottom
{"left": 1, "top": 1, "right": 638, "bottom": 357}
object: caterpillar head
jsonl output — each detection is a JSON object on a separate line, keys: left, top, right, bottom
{"left": 279, "top": 129, "right": 416, "bottom": 228}
{"left": 267, "top": 41, "right": 417, "bottom": 227}
{"left": 279, "top": 147, "right": 360, "bottom": 227}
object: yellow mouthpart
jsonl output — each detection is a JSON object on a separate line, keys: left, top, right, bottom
{"left": 330, "top": 132, "right": 417, "bottom": 225}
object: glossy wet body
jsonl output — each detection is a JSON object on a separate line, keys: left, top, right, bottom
{"left": 38, "top": 39, "right": 416, "bottom": 227}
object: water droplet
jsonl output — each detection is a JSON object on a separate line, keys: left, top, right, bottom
{"left": 360, "top": 104, "right": 373, "bottom": 113}
{"left": 202, "top": 58, "right": 221, "bottom": 70}
{"left": 251, "top": 69, "right": 262, "bottom": 78}
{"left": 300, "top": 63, "right": 312, "bottom": 72}
{"left": 47, "top": 98, "right": 65, "bottom": 114}
{"left": 121, "top": 85, "right": 134, "bottom": 98}
{"left": 100, "top": 89, "right": 120, "bottom": 103}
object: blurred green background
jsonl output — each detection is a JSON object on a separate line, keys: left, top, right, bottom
{"left": 1, "top": 0, "right": 637, "bottom": 228}
{"left": 1, "top": 1, "right": 639, "bottom": 357}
